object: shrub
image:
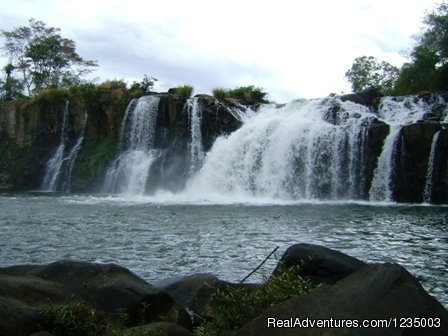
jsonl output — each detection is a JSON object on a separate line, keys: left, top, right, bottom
{"left": 212, "top": 87, "right": 229, "bottom": 100}
{"left": 212, "top": 85, "right": 269, "bottom": 103}
{"left": 175, "top": 84, "right": 194, "bottom": 98}
{"left": 36, "top": 87, "right": 70, "bottom": 102}
{"left": 194, "top": 266, "right": 316, "bottom": 334}
{"left": 40, "top": 302, "right": 106, "bottom": 336}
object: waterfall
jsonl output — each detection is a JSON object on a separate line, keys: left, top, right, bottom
{"left": 186, "top": 97, "right": 205, "bottom": 174}
{"left": 41, "top": 102, "right": 89, "bottom": 192}
{"left": 102, "top": 96, "right": 160, "bottom": 194}
{"left": 184, "top": 98, "right": 377, "bottom": 200}
{"left": 41, "top": 101, "right": 70, "bottom": 191}
{"left": 369, "top": 97, "right": 430, "bottom": 201}
{"left": 99, "top": 93, "right": 443, "bottom": 203}
{"left": 423, "top": 130, "right": 441, "bottom": 203}
{"left": 60, "top": 112, "right": 88, "bottom": 192}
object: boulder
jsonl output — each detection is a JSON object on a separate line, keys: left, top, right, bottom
{"left": 156, "top": 273, "right": 219, "bottom": 312}
{"left": 272, "top": 243, "right": 366, "bottom": 284}
{"left": 0, "top": 260, "right": 191, "bottom": 335}
{"left": 339, "top": 87, "right": 384, "bottom": 111}
{"left": 237, "top": 263, "right": 448, "bottom": 336}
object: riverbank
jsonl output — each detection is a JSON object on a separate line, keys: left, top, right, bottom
{"left": 1, "top": 243, "right": 447, "bottom": 335}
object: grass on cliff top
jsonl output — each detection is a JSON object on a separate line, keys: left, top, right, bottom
{"left": 212, "top": 85, "right": 269, "bottom": 103}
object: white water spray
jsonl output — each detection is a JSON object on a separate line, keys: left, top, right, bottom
{"left": 41, "top": 101, "right": 70, "bottom": 191}
{"left": 60, "top": 112, "right": 88, "bottom": 191}
{"left": 186, "top": 97, "right": 205, "bottom": 174}
{"left": 103, "top": 96, "right": 160, "bottom": 194}
{"left": 184, "top": 98, "right": 376, "bottom": 201}
{"left": 423, "top": 130, "right": 441, "bottom": 203}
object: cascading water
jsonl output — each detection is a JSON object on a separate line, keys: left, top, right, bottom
{"left": 60, "top": 113, "right": 88, "bottom": 192}
{"left": 184, "top": 98, "right": 378, "bottom": 201}
{"left": 369, "top": 97, "right": 430, "bottom": 201}
{"left": 42, "top": 103, "right": 88, "bottom": 192}
{"left": 101, "top": 93, "right": 445, "bottom": 203}
{"left": 41, "top": 101, "right": 70, "bottom": 191}
{"left": 423, "top": 130, "right": 442, "bottom": 203}
{"left": 102, "top": 96, "right": 160, "bottom": 194}
{"left": 186, "top": 97, "right": 205, "bottom": 174}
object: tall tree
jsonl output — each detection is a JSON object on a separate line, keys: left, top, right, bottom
{"left": 344, "top": 56, "right": 399, "bottom": 94}
{"left": 395, "top": 2, "right": 448, "bottom": 94}
{"left": 1, "top": 19, "right": 97, "bottom": 96}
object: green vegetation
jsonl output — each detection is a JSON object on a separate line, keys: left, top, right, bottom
{"left": 211, "top": 88, "right": 228, "bottom": 100}
{"left": 1, "top": 19, "right": 97, "bottom": 98}
{"left": 39, "top": 301, "right": 168, "bottom": 336}
{"left": 346, "top": 2, "right": 448, "bottom": 95}
{"left": 212, "top": 85, "right": 269, "bottom": 103}
{"left": 129, "top": 75, "right": 158, "bottom": 98}
{"left": 40, "top": 302, "right": 106, "bottom": 336}
{"left": 72, "top": 138, "right": 118, "bottom": 191}
{"left": 173, "top": 84, "right": 194, "bottom": 98}
{"left": 194, "top": 266, "right": 316, "bottom": 335}
{"left": 344, "top": 56, "right": 399, "bottom": 94}
{"left": 36, "top": 87, "right": 70, "bottom": 102}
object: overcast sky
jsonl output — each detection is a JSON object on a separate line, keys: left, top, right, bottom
{"left": 0, "top": 0, "right": 441, "bottom": 102}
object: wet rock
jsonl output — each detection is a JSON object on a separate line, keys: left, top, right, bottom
{"left": 393, "top": 121, "right": 441, "bottom": 203}
{"left": 237, "top": 263, "right": 448, "bottom": 336}
{"left": 0, "top": 260, "right": 191, "bottom": 335}
{"left": 272, "top": 243, "right": 366, "bottom": 285}
{"left": 157, "top": 273, "right": 219, "bottom": 312}
{"left": 339, "top": 87, "right": 384, "bottom": 111}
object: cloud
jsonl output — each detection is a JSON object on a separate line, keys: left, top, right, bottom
{"left": 0, "top": 0, "right": 442, "bottom": 102}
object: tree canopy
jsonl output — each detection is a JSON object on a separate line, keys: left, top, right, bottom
{"left": 1, "top": 19, "right": 97, "bottom": 98}
{"left": 344, "top": 56, "right": 399, "bottom": 94}
{"left": 346, "top": 2, "right": 448, "bottom": 95}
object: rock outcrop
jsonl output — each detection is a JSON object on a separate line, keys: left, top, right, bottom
{"left": 236, "top": 263, "right": 448, "bottom": 336}
{"left": 0, "top": 244, "right": 447, "bottom": 335}
{"left": 0, "top": 260, "right": 191, "bottom": 336}
{"left": 272, "top": 243, "right": 367, "bottom": 284}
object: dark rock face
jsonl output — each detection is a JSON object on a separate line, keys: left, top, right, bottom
{"left": 237, "top": 263, "right": 448, "bottom": 336}
{"left": 272, "top": 243, "right": 366, "bottom": 285}
{"left": 393, "top": 121, "right": 442, "bottom": 203}
{"left": 0, "top": 88, "right": 126, "bottom": 191}
{"left": 339, "top": 87, "right": 385, "bottom": 111}
{"left": 0, "top": 260, "right": 191, "bottom": 336}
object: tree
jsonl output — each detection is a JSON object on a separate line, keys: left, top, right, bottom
{"left": 395, "top": 2, "right": 448, "bottom": 94}
{"left": 345, "top": 56, "right": 399, "bottom": 94}
{"left": 1, "top": 19, "right": 97, "bottom": 96}
{"left": 0, "top": 64, "right": 24, "bottom": 101}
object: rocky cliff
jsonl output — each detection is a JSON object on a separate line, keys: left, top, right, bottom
{"left": 1, "top": 89, "right": 447, "bottom": 204}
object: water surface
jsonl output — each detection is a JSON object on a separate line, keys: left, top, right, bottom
{"left": 0, "top": 193, "right": 447, "bottom": 307}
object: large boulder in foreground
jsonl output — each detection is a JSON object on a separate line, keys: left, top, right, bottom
{"left": 0, "top": 260, "right": 191, "bottom": 336}
{"left": 272, "top": 243, "right": 366, "bottom": 284}
{"left": 237, "top": 263, "right": 448, "bottom": 336}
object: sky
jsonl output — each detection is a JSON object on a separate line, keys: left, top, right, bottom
{"left": 0, "top": 0, "right": 442, "bottom": 103}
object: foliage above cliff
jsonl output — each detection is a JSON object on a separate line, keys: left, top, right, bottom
{"left": 345, "top": 2, "right": 448, "bottom": 95}
{"left": 1, "top": 18, "right": 97, "bottom": 97}
{"left": 212, "top": 85, "right": 269, "bottom": 104}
